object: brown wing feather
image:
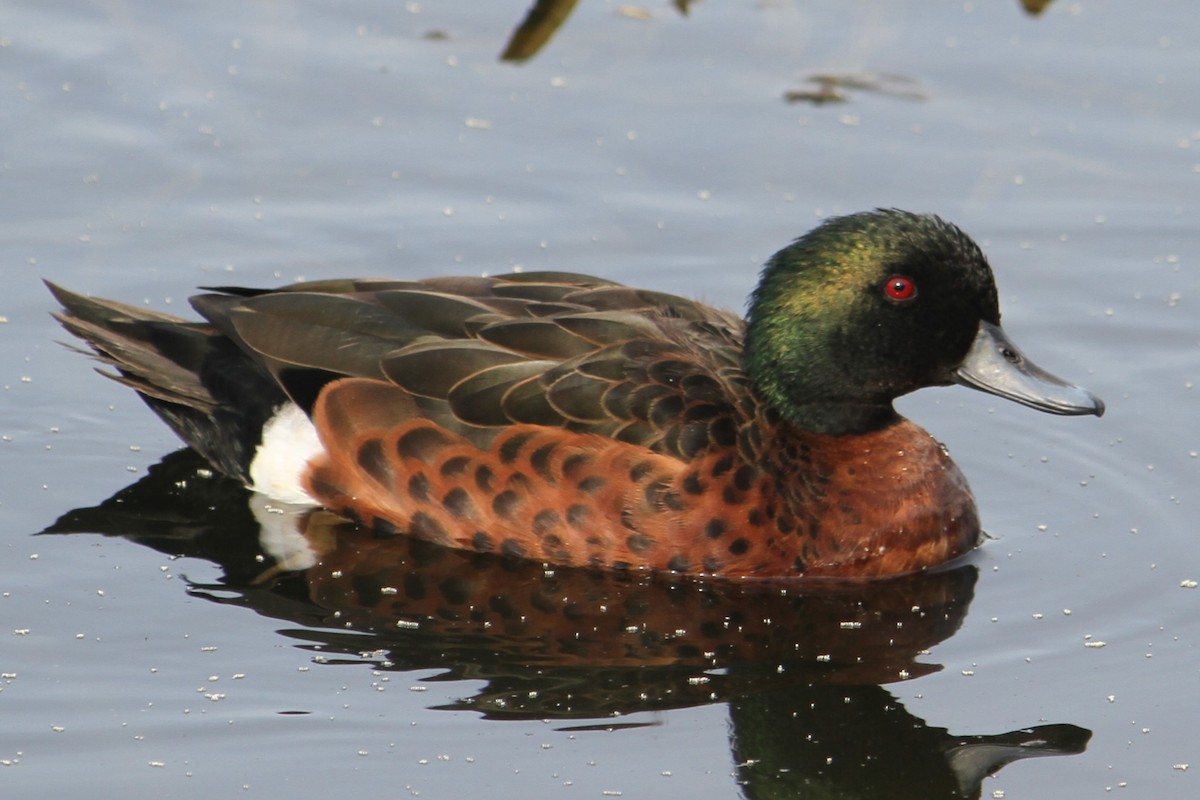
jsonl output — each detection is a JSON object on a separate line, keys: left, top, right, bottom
{"left": 189, "top": 272, "right": 754, "bottom": 459}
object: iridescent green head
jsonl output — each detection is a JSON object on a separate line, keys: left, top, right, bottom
{"left": 745, "top": 209, "right": 1102, "bottom": 435}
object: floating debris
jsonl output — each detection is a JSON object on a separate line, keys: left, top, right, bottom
{"left": 615, "top": 5, "right": 652, "bottom": 20}
{"left": 785, "top": 72, "right": 927, "bottom": 106}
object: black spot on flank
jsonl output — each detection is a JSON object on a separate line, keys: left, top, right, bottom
{"left": 409, "top": 512, "right": 449, "bottom": 544}
{"left": 305, "top": 476, "right": 340, "bottom": 503}
{"left": 625, "top": 532, "right": 654, "bottom": 555}
{"left": 396, "top": 426, "right": 454, "bottom": 463}
{"left": 629, "top": 460, "right": 653, "bottom": 482}
{"left": 682, "top": 472, "right": 705, "bottom": 495}
{"left": 578, "top": 475, "right": 606, "bottom": 493}
{"left": 498, "top": 431, "right": 535, "bottom": 464}
{"left": 793, "top": 556, "right": 807, "bottom": 573}
{"left": 533, "top": 509, "right": 562, "bottom": 537}
{"left": 778, "top": 516, "right": 795, "bottom": 535}
{"left": 808, "top": 518, "right": 821, "bottom": 540}
{"left": 566, "top": 504, "right": 592, "bottom": 529}
{"left": 442, "top": 487, "right": 476, "bottom": 519}
{"left": 475, "top": 465, "right": 495, "bottom": 493}
{"left": 620, "top": 508, "right": 638, "bottom": 531}
{"left": 611, "top": 560, "right": 631, "bottom": 571}
{"left": 407, "top": 472, "right": 432, "bottom": 502}
{"left": 561, "top": 452, "right": 589, "bottom": 478}
{"left": 356, "top": 438, "right": 392, "bottom": 485}
{"left": 440, "top": 455, "right": 471, "bottom": 477}
{"left": 507, "top": 472, "right": 533, "bottom": 492}
{"left": 667, "top": 554, "right": 690, "bottom": 573}
{"left": 530, "top": 443, "right": 556, "bottom": 482}
{"left": 748, "top": 509, "right": 765, "bottom": 527}
{"left": 705, "top": 519, "right": 726, "bottom": 540}
{"left": 492, "top": 490, "right": 520, "bottom": 520}
{"left": 733, "top": 465, "right": 756, "bottom": 491}
{"left": 722, "top": 485, "right": 741, "bottom": 505}
{"left": 702, "top": 555, "right": 723, "bottom": 573}
{"left": 710, "top": 454, "right": 735, "bottom": 478}
{"left": 472, "top": 531, "right": 494, "bottom": 552}
{"left": 728, "top": 538, "right": 750, "bottom": 556}
{"left": 500, "top": 538, "right": 526, "bottom": 559}
{"left": 662, "top": 490, "right": 685, "bottom": 511}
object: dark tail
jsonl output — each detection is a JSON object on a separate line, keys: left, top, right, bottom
{"left": 46, "top": 281, "right": 285, "bottom": 482}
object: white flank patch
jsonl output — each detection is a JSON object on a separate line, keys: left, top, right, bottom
{"left": 248, "top": 402, "right": 324, "bottom": 505}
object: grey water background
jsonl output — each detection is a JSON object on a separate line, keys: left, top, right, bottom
{"left": 1, "top": 1, "right": 1197, "bottom": 797}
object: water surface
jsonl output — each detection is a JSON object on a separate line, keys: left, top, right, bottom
{"left": 2, "top": 1, "right": 1197, "bottom": 797}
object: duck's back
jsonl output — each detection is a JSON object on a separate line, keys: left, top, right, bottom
{"left": 191, "top": 273, "right": 753, "bottom": 457}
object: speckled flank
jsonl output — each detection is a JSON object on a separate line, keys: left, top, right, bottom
{"left": 306, "top": 378, "right": 980, "bottom": 577}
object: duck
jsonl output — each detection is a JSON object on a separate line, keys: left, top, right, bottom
{"left": 47, "top": 209, "right": 1103, "bottom": 578}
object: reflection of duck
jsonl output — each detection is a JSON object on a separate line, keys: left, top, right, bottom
{"left": 48, "top": 210, "right": 1102, "bottom": 578}
{"left": 44, "top": 451, "right": 975, "bottom": 687}
{"left": 42, "top": 448, "right": 1090, "bottom": 797}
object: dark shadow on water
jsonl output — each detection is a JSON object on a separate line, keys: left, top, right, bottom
{"left": 42, "top": 448, "right": 1089, "bottom": 799}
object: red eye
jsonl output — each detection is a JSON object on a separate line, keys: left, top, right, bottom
{"left": 883, "top": 275, "right": 917, "bottom": 303}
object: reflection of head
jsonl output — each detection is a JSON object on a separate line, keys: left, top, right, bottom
{"left": 730, "top": 684, "right": 1089, "bottom": 800}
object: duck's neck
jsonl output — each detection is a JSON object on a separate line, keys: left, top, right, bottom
{"left": 743, "top": 338, "right": 898, "bottom": 435}
{"left": 743, "top": 272, "right": 899, "bottom": 436}
{"left": 778, "top": 400, "right": 901, "bottom": 437}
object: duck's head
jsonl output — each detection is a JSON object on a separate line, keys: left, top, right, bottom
{"left": 744, "top": 209, "right": 1104, "bottom": 435}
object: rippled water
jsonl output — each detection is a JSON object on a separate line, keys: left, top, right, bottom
{"left": 2, "top": 1, "right": 1197, "bottom": 797}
